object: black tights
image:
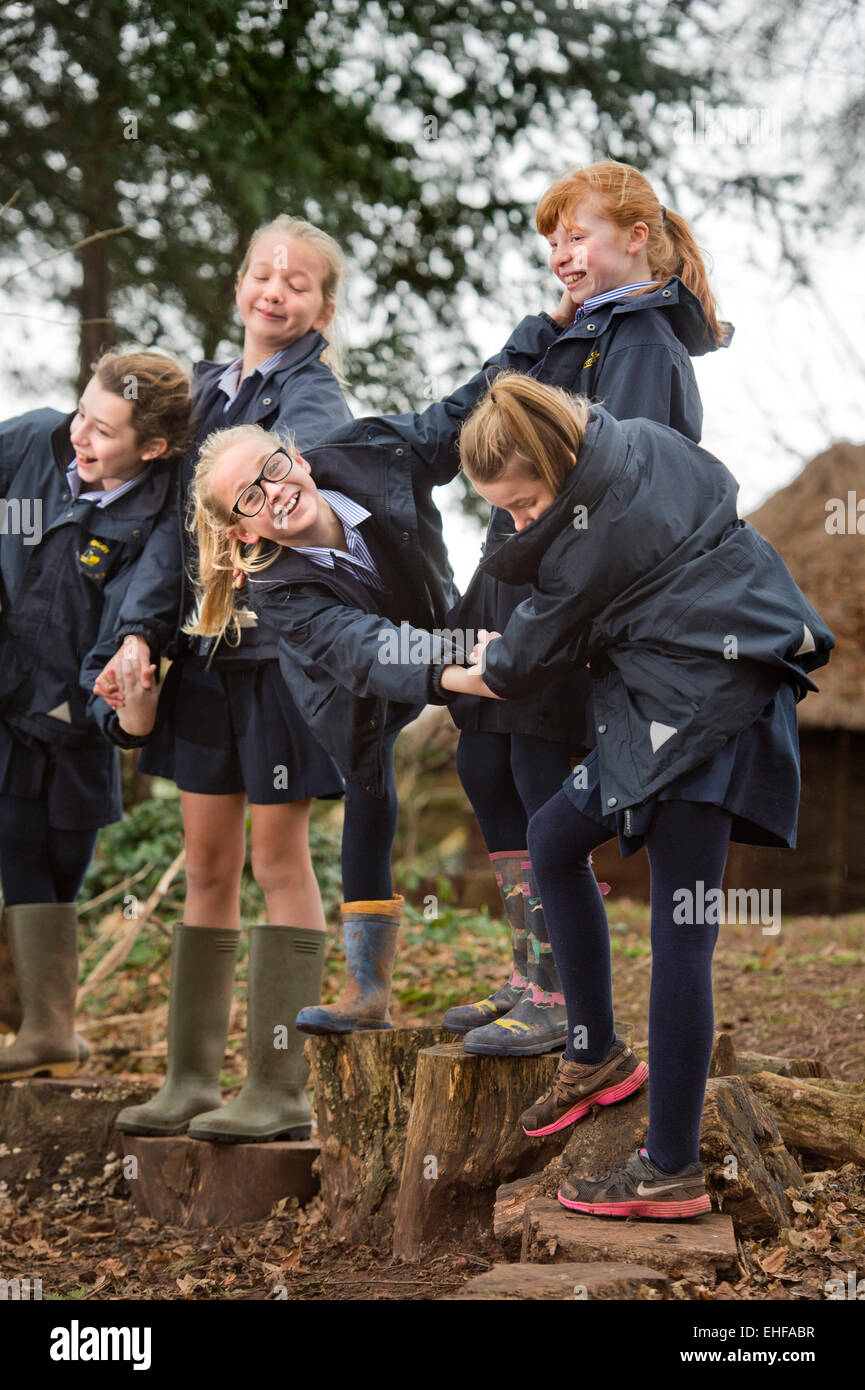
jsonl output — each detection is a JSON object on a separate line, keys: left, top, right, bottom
{"left": 0, "top": 795, "right": 98, "bottom": 905}
{"left": 456, "top": 731, "right": 571, "bottom": 851}
{"left": 339, "top": 737, "right": 399, "bottom": 901}
{"left": 527, "top": 791, "right": 732, "bottom": 1173}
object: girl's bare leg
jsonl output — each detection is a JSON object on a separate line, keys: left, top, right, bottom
{"left": 249, "top": 799, "right": 326, "bottom": 931}
{"left": 181, "top": 790, "right": 248, "bottom": 931}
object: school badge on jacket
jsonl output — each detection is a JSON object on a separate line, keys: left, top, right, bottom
{"left": 78, "top": 537, "right": 114, "bottom": 577}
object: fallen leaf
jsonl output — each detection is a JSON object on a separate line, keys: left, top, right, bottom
{"left": 760, "top": 1247, "right": 788, "bottom": 1275}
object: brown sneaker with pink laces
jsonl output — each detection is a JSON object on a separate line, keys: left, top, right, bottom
{"left": 520, "top": 1041, "right": 648, "bottom": 1137}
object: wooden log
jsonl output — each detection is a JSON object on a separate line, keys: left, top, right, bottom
{"left": 306, "top": 1027, "right": 450, "bottom": 1247}
{"left": 0, "top": 1075, "right": 152, "bottom": 1195}
{"left": 521, "top": 1199, "right": 738, "bottom": 1283}
{"left": 449, "top": 1260, "right": 671, "bottom": 1300}
{"left": 493, "top": 1075, "right": 805, "bottom": 1240}
{"left": 391, "top": 1043, "right": 564, "bottom": 1260}
{"left": 708, "top": 1032, "right": 738, "bottom": 1077}
{"left": 121, "top": 1136, "right": 318, "bottom": 1227}
{"left": 735, "top": 1052, "right": 833, "bottom": 1080}
{"left": 746, "top": 1071, "right": 865, "bottom": 1165}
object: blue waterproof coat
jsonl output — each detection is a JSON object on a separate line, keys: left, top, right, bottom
{"left": 109, "top": 329, "right": 352, "bottom": 670}
{"left": 449, "top": 277, "right": 731, "bottom": 743}
{"left": 245, "top": 315, "right": 559, "bottom": 793}
{"left": 475, "top": 407, "right": 833, "bottom": 812}
{"left": 0, "top": 409, "right": 179, "bottom": 749}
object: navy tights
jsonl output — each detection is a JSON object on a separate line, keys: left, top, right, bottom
{"left": 527, "top": 790, "right": 732, "bottom": 1173}
{"left": 0, "top": 795, "right": 98, "bottom": 905}
{"left": 456, "top": 731, "right": 572, "bottom": 851}
{"left": 339, "top": 736, "right": 399, "bottom": 901}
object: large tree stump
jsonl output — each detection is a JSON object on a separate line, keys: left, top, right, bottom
{"left": 0, "top": 1076, "right": 152, "bottom": 1195}
{"left": 746, "top": 1072, "right": 865, "bottom": 1165}
{"left": 391, "top": 1043, "right": 563, "bottom": 1260}
{"left": 449, "top": 1261, "right": 671, "bottom": 1300}
{"left": 521, "top": 1199, "right": 738, "bottom": 1284}
{"left": 122, "top": 1136, "right": 318, "bottom": 1227}
{"left": 493, "top": 1075, "right": 805, "bottom": 1241}
{"left": 306, "top": 1027, "right": 449, "bottom": 1247}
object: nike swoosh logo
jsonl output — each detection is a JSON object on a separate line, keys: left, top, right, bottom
{"left": 636, "top": 1180, "right": 690, "bottom": 1196}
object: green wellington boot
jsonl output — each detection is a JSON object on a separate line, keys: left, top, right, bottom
{"left": 443, "top": 849, "right": 529, "bottom": 1032}
{"left": 188, "top": 924, "right": 326, "bottom": 1143}
{"left": 114, "top": 924, "right": 238, "bottom": 1136}
{"left": 295, "top": 896, "right": 402, "bottom": 1034}
{"left": 463, "top": 858, "right": 568, "bottom": 1056}
{"left": 0, "top": 906, "right": 91, "bottom": 1064}
{"left": 0, "top": 902, "right": 80, "bottom": 1081}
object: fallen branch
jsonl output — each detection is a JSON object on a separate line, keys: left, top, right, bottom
{"left": 76, "top": 848, "right": 186, "bottom": 1008}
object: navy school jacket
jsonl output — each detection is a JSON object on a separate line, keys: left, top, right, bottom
{"left": 474, "top": 406, "right": 834, "bottom": 812}
{"left": 0, "top": 408, "right": 179, "bottom": 750}
{"left": 448, "top": 276, "right": 731, "bottom": 742}
{"left": 244, "top": 318, "right": 564, "bottom": 793}
{"left": 111, "top": 330, "right": 353, "bottom": 668}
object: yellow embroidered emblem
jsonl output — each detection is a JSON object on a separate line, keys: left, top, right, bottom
{"left": 79, "top": 538, "right": 111, "bottom": 568}
{"left": 582, "top": 349, "right": 600, "bottom": 370}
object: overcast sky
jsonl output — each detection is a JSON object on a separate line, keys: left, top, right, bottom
{"left": 1, "top": 3, "right": 861, "bottom": 592}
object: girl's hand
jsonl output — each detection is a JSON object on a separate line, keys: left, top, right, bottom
{"left": 551, "top": 287, "right": 577, "bottom": 328}
{"left": 93, "top": 634, "right": 152, "bottom": 709}
{"left": 469, "top": 629, "right": 502, "bottom": 667}
{"left": 440, "top": 664, "right": 504, "bottom": 700}
{"left": 114, "top": 639, "right": 160, "bottom": 736}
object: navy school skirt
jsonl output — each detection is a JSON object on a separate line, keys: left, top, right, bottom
{"left": 138, "top": 655, "right": 345, "bottom": 804}
{"left": 0, "top": 718, "right": 123, "bottom": 831}
{"left": 562, "top": 683, "right": 801, "bottom": 858}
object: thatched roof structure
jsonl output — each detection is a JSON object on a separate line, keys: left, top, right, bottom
{"left": 747, "top": 441, "right": 865, "bottom": 732}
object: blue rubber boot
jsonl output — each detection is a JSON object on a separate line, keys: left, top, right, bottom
{"left": 295, "top": 896, "right": 402, "bottom": 1035}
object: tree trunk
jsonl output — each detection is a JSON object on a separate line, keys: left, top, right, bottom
{"left": 391, "top": 1042, "right": 563, "bottom": 1260}
{"left": 305, "top": 1027, "right": 449, "bottom": 1248}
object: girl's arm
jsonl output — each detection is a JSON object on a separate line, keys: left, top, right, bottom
{"left": 252, "top": 580, "right": 470, "bottom": 706}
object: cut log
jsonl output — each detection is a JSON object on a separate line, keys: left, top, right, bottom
{"left": 708, "top": 1032, "right": 738, "bottom": 1077}
{"left": 699, "top": 1076, "right": 806, "bottom": 1235}
{"left": 122, "top": 1136, "right": 318, "bottom": 1227}
{"left": 0, "top": 1075, "right": 152, "bottom": 1195}
{"left": 306, "top": 1027, "right": 450, "bottom": 1247}
{"left": 521, "top": 1199, "right": 738, "bottom": 1284}
{"left": 746, "top": 1071, "right": 865, "bottom": 1165}
{"left": 493, "top": 1075, "right": 805, "bottom": 1240}
{"left": 391, "top": 1043, "right": 564, "bottom": 1260}
{"left": 449, "top": 1260, "right": 670, "bottom": 1300}
{"left": 735, "top": 1052, "right": 832, "bottom": 1080}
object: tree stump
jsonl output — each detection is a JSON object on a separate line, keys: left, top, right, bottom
{"left": 122, "top": 1136, "right": 319, "bottom": 1227}
{"left": 391, "top": 1042, "right": 563, "bottom": 1260}
{"left": 745, "top": 1072, "right": 865, "bottom": 1165}
{"left": 0, "top": 1076, "right": 152, "bottom": 1195}
{"left": 305, "top": 1027, "right": 450, "bottom": 1247}
{"left": 449, "top": 1260, "right": 671, "bottom": 1300}
{"left": 735, "top": 1052, "right": 833, "bottom": 1080}
{"left": 521, "top": 1199, "right": 738, "bottom": 1284}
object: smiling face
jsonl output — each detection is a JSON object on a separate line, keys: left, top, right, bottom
{"left": 471, "top": 454, "right": 571, "bottom": 532}
{"left": 547, "top": 201, "right": 651, "bottom": 307}
{"left": 235, "top": 234, "right": 335, "bottom": 356}
{"left": 69, "top": 377, "right": 166, "bottom": 491}
{"left": 215, "top": 437, "right": 323, "bottom": 548}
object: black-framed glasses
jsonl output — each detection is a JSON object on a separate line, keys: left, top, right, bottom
{"left": 231, "top": 448, "right": 294, "bottom": 518}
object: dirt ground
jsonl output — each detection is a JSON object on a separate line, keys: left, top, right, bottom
{"left": 1, "top": 906, "right": 862, "bottom": 1301}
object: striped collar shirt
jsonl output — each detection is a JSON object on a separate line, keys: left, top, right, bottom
{"left": 216, "top": 347, "right": 288, "bottom": 409}
{"left": 65, "top": 461, "right": 150, "bottom": 508}
{"left": 566, "top": 280, "right": 660, "bottom": 331}
{"left": 292, "top": 489, "right": 386, "bottom": 591}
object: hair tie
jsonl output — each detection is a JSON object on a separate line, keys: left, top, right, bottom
{"left": 660, "top": 205, "right": 667, "bottom": 222}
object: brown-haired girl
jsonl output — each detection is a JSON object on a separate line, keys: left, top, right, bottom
{"left": 0, "top": 348, "right": 191, "bottom": 1081}
{"left": 445, "top": 159, "right": 733, "bottom": 1058}
{"left": 441, "top": 373, "right": 831, "bottom": 1218}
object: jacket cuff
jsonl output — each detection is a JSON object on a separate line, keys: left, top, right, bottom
{"left": 102, "top": 709, "right": 151, "bottom": 750}
{"left": 538, "top": 311, "right": 567, "bottom": 334}
{"left": 428, "top": 662, "right": 459, "bottom": 705}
